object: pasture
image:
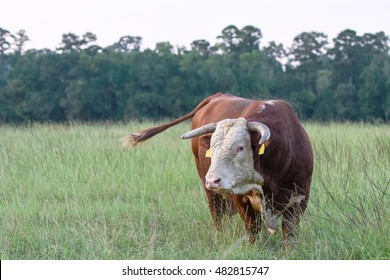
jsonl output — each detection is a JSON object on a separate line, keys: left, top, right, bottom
{"left": 0, "top": 122, "right": 389, "bottom": 259}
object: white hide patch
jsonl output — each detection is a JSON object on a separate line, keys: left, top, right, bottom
{"left": 265, "top": 100, "right": 275, "bottom": 106}
{"left": 257, "top": 104, "right": 266, "bottom": 114}
{"left": 206, "top": 118, "right": 264, "bottom": 191}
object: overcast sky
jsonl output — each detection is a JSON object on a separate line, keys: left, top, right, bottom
{"left": 2, "top": 0, "right": 390, "bottom": 51}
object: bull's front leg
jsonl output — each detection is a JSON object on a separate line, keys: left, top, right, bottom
{"left": 235, "top": 195, "right": 262, "bottom": 243}
{"left": 203, "top": 187, "right": 229, "bottom": 230}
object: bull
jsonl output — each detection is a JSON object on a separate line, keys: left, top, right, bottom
{"left": 124, "top": 93, "right": 313, "bottom": 243}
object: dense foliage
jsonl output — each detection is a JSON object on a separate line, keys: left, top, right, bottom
{"left": 1, "top": 25, "right": 389, "bottom": 122}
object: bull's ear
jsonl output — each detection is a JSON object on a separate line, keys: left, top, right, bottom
{"left": 249, "top": 131, "right": 260, "bottom": 149}
{"left": 199, "top": 135, "right": 211, "bottom": 150}
{"left": 249, "top": 132, "right": 271, "bottom": 156}
{"left": 199, "top": 136, "right": 212, "bottom": 158}
{"left": 258, "top": 139, "right": 271, "bottom": 155}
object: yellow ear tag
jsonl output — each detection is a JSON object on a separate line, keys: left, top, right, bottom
{"left": 258, "top": 144, "right": 265, "bottom": 155}
{"left": 205, "top": 149, "right": 212, "bottom": 158}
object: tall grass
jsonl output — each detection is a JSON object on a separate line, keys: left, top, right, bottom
{"left": 0, "top": 122, "right": 389, "bottom": 259}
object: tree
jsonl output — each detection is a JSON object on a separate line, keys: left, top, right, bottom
{"left": 57, "top": 32, "right": 99, "bottom": 53}
{"left": 237, "top": 51, "right": 280, "bottom": 94}
{"left": 238, "top": 25, "right": 262, "bottom": 52}
{"left": 109, "top": 35, "right": 142, "bottom": 52}
{"left": 358, "top": 55, "right": 388, "bottom": 120}
{"left": 262, "top": 41, "right": 286, "bottom": 89}
{"left": 290, "top": 89, "right": 317, "bottom": 119}
{"left": 216, "top": 25, "right": 262, "bottom": 53}
{"left": 335, "top": 83, "right": 357, "bottom": 120}
{"left": 13, "top": 29, "right": 29, "bottom": 55}
{"left": 360, "top": 32, "right": 389, "bottom": 58}
{"left": 383, "top": 58, "right": 390, "bottom": 121}
{"left": 288, "top": 32, "right": 329, "bottom": 92}
{"left": 328, "top": 29, "right": 362, "bottom": 87}
{"left": 154, "top": 42, "right": 174, "bottom": 56}
{"left": 0, "top": 28, "right": 14, "bottom": 80}
{"left": 0, "top": 28, "right": 13, "bottom": 55}
{"left": 263, "top": 41, "right": 286, "bottom": 61}
{"left": 216, "top": 25, "right": 241, "bottom": 53}
{"left": 313, "top": 70, "right": 336, "bottom": 120}
{"left": 190, "top": 39, "right": 213, "bottom": 56}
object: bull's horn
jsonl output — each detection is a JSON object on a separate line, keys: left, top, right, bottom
{"left": 247, "top": 122, "right": 271, "bottom": 145}
{"left": 181, "top": 123, "right": 217, "bottom": 139}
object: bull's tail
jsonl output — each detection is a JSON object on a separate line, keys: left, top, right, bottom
{"left": 122, "top": 94, "right": 220, "bottom": 147}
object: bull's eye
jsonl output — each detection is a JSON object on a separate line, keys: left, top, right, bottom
{"left": 237, "top": 146, "right": 244, "bottom": 152}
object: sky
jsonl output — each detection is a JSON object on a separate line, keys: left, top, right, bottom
{"left": 2, "top": 0, "right": 390, "bottom": 51}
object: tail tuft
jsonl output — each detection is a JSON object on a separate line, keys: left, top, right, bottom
{"left": 121, "top": 133, "right": 142, "bottom": 147}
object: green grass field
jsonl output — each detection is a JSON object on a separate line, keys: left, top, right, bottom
{"left": 0, "top": 122, "right": 389, "bottom": 259}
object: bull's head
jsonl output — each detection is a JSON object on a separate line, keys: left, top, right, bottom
{"left": 181, "top": 118, "right": 270, "bottom": 195}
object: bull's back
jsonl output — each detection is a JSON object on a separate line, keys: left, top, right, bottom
{"left": 192, "top": 94, "right": 254, "bottom": 128}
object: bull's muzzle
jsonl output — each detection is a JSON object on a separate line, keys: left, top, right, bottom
{"left": 205, "top": 176, "right": 221, "bottom": 189}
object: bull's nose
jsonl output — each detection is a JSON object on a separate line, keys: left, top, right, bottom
{"left": 206, "top": 176, "right": 221, "bottom": 189}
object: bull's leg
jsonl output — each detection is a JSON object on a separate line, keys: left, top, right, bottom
{"left": 204, "top": 188, "right": 229, "bottom": 230}
{"left": 235, "top": 196, "right": 262, "bottom": 243}
{"left": 278, "top": 183, "right": 309, "bottom": 244}
{"left": 282, "top": 212, "right": 299, "bottom": 240}
{"left": 281, "top": 199, "right": 306, "bottom": 241}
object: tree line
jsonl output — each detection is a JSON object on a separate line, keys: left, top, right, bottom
{"left": 0, "top": 25, "right": 389, "bottom": 122}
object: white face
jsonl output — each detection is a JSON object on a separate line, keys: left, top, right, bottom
{"left": 205, "top": 118, "right": 264, "bottom": 194}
